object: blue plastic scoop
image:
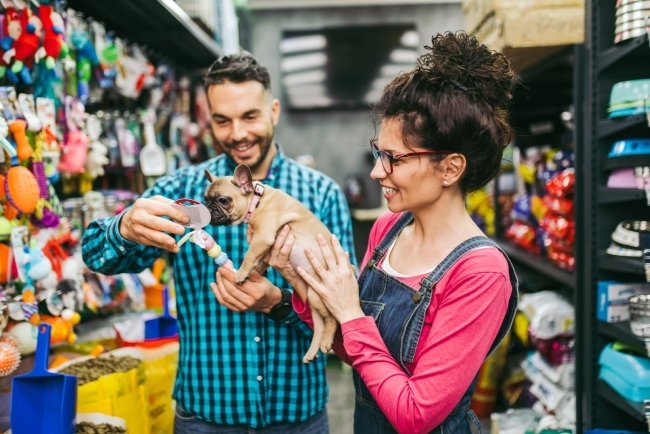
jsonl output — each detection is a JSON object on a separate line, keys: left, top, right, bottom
{"left": 11, "top": 323, "right": 77, "bottom": 434}
{"left": 144, "top": 287, "right": 178, "bottom": 339}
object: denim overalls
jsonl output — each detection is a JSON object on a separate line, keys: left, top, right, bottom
{"left": 353, "top": 213, "right": 518, "bottom": 434}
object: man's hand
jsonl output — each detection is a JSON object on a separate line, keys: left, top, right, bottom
{"left": 212, "top": 267, "right": 282, "bottom": 313}
{"left": 119, "top": 196, "right": 189, "bottom": 253}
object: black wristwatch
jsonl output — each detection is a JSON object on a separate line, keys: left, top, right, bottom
{"left": 266, "top": 287, "right": 293, "bottom": 320}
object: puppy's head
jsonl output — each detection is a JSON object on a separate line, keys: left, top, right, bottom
{"left": 204, "top": 164, "right": 255, "bottom": 226}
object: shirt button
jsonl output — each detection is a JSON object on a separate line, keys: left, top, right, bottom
{"left": 256, "top": 375, "right": 263, "bottom": 381}
{"left": 100, "top": 258, "right": 105, "bottom": 263}
{"left": 119, "top": 246, "right": 125, "bottom": 252}
{"left": 254, "top": 336, "right": 261, "bottom": 343}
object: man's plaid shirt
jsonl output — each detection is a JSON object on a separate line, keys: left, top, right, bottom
{"left": 82, "top": 147, "right": 357, "bottom": 427}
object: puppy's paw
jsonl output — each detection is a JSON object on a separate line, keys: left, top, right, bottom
{"left": 302, "top": 352, "right": 319, "bottom": 364}
{"left": 320, "top": 341, "right": 333, "bottom": 354}
{"left": 235, "top": 269, "right": 250, "bottom": 284}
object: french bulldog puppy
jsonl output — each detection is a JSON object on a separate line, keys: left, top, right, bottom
{"left": 204, "top": 164, "right": 338, "bottom": 363}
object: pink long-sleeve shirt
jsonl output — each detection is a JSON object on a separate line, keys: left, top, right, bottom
{"left": 293, "top": 212, "right": 512, "bottom": 433}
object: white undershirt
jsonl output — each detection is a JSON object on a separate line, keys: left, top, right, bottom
{"left": 381, "top": 238, "right": 493, "bottom": 278}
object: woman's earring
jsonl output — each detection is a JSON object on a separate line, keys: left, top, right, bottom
{"left": 443, "top": 179, "right": 449, "bottom": 186}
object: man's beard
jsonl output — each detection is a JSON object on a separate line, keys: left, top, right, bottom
{"left": 219, "top": 134, "right": 274, "bottom": 173}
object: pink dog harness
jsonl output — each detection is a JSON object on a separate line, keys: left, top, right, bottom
{"left": 243, "top": 182, "right": 265, "bottom": 223}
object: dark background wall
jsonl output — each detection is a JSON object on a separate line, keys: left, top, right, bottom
{"left": 249, "top": 3, "right": 464, "bottom": 186}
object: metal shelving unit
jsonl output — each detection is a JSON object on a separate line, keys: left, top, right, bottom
{"left": 67, "top": 0, "right": 222, "bottom": 69}
{"left": 498, "top": 240, "right": 576, "bottom": 289}
{"left": 581, "top": 0, "right": 650, "bottom": 430}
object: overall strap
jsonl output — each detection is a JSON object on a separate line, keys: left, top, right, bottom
{"left": 420, "top": 236, "right": 499, "bottom": 290}
{"left": 369, "top": 213, "right": 414, "bottom": 262}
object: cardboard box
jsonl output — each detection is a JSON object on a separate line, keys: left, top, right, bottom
{"left": 463, "top": 0, "right": 584, "bottom": 34}
{"left": 473, "top": 5, "right": 584, "bottom": 52}
{"left": 597, "top": 280, "right": 650, "bottom": 323}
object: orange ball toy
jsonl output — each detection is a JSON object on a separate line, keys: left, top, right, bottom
{"left": 5, "top": 166, "right": 39, "bottom": 214}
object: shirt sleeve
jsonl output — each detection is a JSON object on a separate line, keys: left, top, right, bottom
{"left": 321, "top": 182, "right": 358, "bottom": 270}
{"left": 341, "top": 269, "right": 511, "bottom": 434}
{"left": 81, "top": 175, "right": 179, "bottom": 275}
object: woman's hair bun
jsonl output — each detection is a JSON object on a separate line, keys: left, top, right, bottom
{"left": 416, "top": 31, "right": 514, "bottom": 109}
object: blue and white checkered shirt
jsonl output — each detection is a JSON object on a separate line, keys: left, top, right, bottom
{"left": 81, "top": 147, "right": 357, "bottom": 427}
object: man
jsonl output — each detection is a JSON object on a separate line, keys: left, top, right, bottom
{"left": 81, "top": 53, "right": 356, "bottom": 433}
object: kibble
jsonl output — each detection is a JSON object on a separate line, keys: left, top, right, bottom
{"left": 60, "top": 355, "right": 141, "bottom": 385}
{"left": 75, "top": 421, "right": 126, "bottom": 433}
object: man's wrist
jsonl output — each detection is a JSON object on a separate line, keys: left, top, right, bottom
{"left": 265, "top": 287, "right": 292, "bottom": 320}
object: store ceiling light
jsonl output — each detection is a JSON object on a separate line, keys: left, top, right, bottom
{"left": 380, "top": 63, "right": 409, "bottom": 78}
{"left": 280, "top": 34, "right": 327, "bottom": 53}
{"left": 281, "top": 52, "right": 327, "bottom": 72}
{"left": 400, "top": 30, "right": 420, "bottom": 47}
{"left": 389, "top": 48, "right": 418, "bottom": 63}
{"left": 282, "top": 70, "right": 327, "bottom": 86}
{"left": 286, "top": 84, "right": 328, "bottom": 97}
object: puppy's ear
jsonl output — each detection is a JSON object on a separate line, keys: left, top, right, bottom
{"left": 205, "top": 170, "right": 218, "bottom": 183}
{"left": 232, "top": 164, "right": 254, "bottom": 194}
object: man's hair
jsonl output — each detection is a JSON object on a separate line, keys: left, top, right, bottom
{"left": 204, "top": 53, "right": 271, "bottom": 92}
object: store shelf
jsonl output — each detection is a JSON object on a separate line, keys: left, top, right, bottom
{"left": 604, "top": 155, "right": 650, "bottom": 172}
{"left": 497, "top": 240, "right": 576, "bottom": 288}
{"left": 598, "top": 321, "right": 647, "bottom": 349}
{"left": 597, "top": 379, "right": 645, "bottom": 422}
{"left": 598, "top": 251, "right": 644, "bottom": 275}
{"left": 598, "top": 34, "right": 649, "bottom": 72}
{"left": 68, "top": 0, "right": 222, "bottom": 68}
{"left": 598, "top": 187, "right": 647, "bottom": 204}
{"left": 598, "top": 115, "right": 647, "bottom": 140}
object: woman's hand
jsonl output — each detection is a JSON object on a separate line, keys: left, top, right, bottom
{"left": 266, "top": 225, "right": 309, "bottom": 301}
{"left": 296, "top": 234, "right": 365, "bottom": 324}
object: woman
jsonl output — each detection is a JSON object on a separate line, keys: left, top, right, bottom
{"left": 268, "top": 31, "right": 518, "bottom": 434}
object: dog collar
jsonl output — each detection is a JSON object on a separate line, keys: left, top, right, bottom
{"left": 243, "top": 182, "right": 265, "bottom": 223}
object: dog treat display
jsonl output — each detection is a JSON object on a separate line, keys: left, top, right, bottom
{"left": 76, "top": 422, "right": 127, "bottom": 434}
{"left": 59, "top": 355, "right": 141, "bottom": 386}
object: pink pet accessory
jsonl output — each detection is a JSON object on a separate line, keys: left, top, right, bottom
{"left": 172, "top": 198, "right": 233, "bottom": 269}
{"left": 58, "top": 97, "right": 88, "bottom": 174}
{"left": 171, "top": 198, "right": 211, "bottom": 229}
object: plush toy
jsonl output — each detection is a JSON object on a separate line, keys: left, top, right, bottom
{"left": 7, "top": 11, "right": 42, "bottom": 84}
{"left": 58, "top": 96, "right": 88, "bottom": 174}
{"left": 0, "top": 4, "right": 21, "bottom": 79}
{"left": 84, "top": 114, "right": 109, "bottom": 178}
{"left": 70, "top": 28, "right": 99, "bottom": 103}
{"left": 38, "top": 2, "right": 67, "bottom": 69}
{"left": 41, "top": 313, "right": 78, "bottom": 344}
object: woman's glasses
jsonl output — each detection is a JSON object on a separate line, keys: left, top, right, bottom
{"left": 370, "top": 139, "right": 452, "bottom": 174}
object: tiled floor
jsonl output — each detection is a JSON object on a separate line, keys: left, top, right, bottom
{"left": 326, "top": 357, "right": 355, "bottom": 434}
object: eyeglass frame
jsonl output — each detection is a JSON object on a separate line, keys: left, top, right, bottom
{"left": 369, "top": 139, "right": 453, "bottom": 174}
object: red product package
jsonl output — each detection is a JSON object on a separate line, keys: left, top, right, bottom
{"left": 542, "top": 195, "right": 574, "bottom": 217}
{"left": 545, "top": 169, "right": 575, "bottom": 198}
{"left": 539, "top": 215, "right": 575, "bottom": 245}
{"left": 505, "top": 221, "right": 541, "bottom": 254}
